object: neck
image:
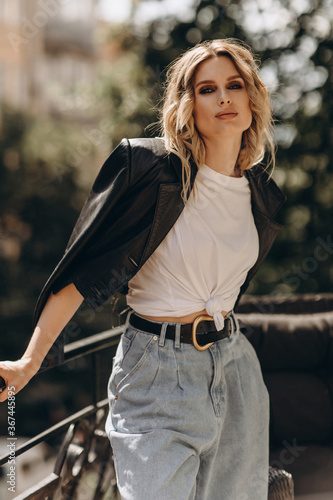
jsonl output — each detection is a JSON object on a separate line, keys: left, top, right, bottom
{"left": 203, "top": 135, "right": 242, "bottom": 177}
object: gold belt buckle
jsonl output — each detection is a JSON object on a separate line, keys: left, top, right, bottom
{"left": 192, "top": 315, "right": 214, "bottom": 351}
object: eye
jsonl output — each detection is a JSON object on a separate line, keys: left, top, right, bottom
{"left": 199, "top": 87, "right": 215, "bottom": 94}
{"left": 228, "top": 83, "right": 243, "bottom": 90}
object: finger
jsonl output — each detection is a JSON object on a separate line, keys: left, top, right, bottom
{"left": 0, "top": 385, "right": 8, "bottom": 402}
{"left": 0, "top": 376, "right": 6, "bottom": 392}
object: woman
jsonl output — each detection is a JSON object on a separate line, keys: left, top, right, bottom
{"left": 0, "top": 39, "right": 286, "bottom": 499}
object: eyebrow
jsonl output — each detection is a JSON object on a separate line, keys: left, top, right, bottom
{"left": 195, "top": 75, "right": 244, "bottom": 88}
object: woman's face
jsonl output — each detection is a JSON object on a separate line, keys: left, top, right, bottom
{"left": 192, "top": 56, "right": 252, "bottom": 142}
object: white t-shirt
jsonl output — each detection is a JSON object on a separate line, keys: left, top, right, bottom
{"left": 127, "top": 163, "right": 259, "bottom": 330}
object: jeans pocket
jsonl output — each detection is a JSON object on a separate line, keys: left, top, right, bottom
{"left": 239, "top": 334, "right": 269, "bottom": 402}
{"left": 208, "top": 347, "right": 225, "bottom": 417}
{"left": 110, "top": 327, "right": 135, "bottom": 381}
{"left": 112, "top": 328, "right": 156, "bottom": 392}
{"left": 240, "top": 333, "right": 260, "bottom": 364}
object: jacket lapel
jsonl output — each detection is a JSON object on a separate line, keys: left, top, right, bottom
{"left": 239, "top": 167, "right": 287, "bottom": 299}
{"left": 244, "top": 166, "right": 287, "bottom": 219}
{"left": 139, "top": 152, "right": 198, "bottom": 266}
{"left": 139, "top": 183, "right": 184, "bottom": 266}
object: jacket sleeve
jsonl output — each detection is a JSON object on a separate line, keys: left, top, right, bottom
{"left": 32, "top": 138, "right": 130, "bottom": 331}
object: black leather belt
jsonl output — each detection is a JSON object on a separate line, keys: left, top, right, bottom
{"left": 129, "top": 311, "right": 235, "bottom": 351}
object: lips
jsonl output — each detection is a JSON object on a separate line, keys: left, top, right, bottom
{"left": 215, "top": 110, "right": 238, "bottom": 118}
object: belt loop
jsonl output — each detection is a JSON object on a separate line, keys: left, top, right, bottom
{"left": 125, "top": 309, "right": 134, "bottom": 328}
{"left": 159, "top": 322, "right": 168, "bottom": 347}
{"left": 227, "top": 311, "right": 238, "bottom": 340}
{"left": 233, "top": 312, "right": 240, "bottom": 334}
{"left": 174, "top": 323, "right": 181, "bottom": 349}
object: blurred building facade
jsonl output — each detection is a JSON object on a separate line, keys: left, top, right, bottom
{"left": 0, "top": 0, "right": 97, "bottom": 119}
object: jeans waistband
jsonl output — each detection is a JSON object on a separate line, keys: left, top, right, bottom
{"left": 126, "top": 310, "right": 238, "bottom": 351}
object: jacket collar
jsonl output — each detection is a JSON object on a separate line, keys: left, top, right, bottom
{"left": 168, "top": 151, "right": 198, "bottom": 200}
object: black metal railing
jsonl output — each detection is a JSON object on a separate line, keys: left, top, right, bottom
{"left": 0, "top": 324, "right": 125, "bottom": 500}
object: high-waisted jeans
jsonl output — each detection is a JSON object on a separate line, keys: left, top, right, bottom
{"left": 105, "top": 310, "right": 269, "bottom": 500}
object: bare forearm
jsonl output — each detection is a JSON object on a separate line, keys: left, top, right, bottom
{"left": 0, "top": 283, "right": 84, "bottom": 401}
{"left": 22, "top": 283, "right": 84, "bottom": 372}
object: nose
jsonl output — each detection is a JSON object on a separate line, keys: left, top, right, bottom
{"left": 218, "top": 90, "right": 231, "bottom": 105}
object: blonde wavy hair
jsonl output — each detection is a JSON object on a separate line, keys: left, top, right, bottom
{"left": 160, "top": 38, "right": 275, "bottom": 203}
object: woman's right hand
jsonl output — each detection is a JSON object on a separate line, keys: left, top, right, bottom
{"left": 0, "top": 358, "right": 38, "bottom": 402}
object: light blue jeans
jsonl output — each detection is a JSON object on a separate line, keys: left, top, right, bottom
{"left": 105, "top": 311, "right": 269, "bottom": 500}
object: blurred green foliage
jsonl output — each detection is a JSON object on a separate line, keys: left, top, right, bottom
{"left": 0, "top": 108, "right": 86, "bottom": 310}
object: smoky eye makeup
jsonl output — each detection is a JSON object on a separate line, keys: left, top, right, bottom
{"left": 198, "top": 81, "right": 244, "bottom": 94}
{"left": 228, "top": 82, "right": 244, "bottom": 89}
{"left": 199, "top": 86, "right": 215, "bottom": 94}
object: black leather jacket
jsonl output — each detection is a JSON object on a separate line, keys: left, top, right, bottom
{"left": 33, "top": 137, "right": 286, "bottom": 366}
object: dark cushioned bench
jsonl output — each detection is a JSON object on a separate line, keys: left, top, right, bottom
{"left": 235, "top": 293, "right": 333, "bottom": 498}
